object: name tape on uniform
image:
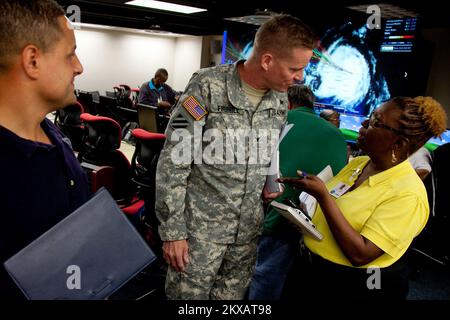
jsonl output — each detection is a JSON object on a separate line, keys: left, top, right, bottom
{"left": 217, "top": 105, "right": 242, "bottom": 114}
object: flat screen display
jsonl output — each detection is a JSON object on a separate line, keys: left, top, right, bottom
{"left": 380, "top": 18, "right": 418, "bottom": 53}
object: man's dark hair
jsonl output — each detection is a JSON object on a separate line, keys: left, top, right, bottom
{"left": 0, "top": 0, "right": 65, "bottom": 72}
{"left": 155, "top": 68, "right": 168, "bottom": 78}
{"left": 288, "top": 84, "right": 315, "bottom": 109}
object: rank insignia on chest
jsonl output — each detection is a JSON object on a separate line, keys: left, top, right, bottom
{"left": 182, "top": 96, "right": 207, "bottom": 121}
{"left": 170, "top": 113, "right": 190, "bottom": 130}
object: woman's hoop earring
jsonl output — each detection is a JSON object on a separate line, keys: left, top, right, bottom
{"left": 391, "top": 149, "right": 398, "bottom": 163}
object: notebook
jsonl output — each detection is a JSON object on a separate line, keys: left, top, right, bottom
{"left": 270, "top": 201, "right": 324, "bottom": 241}
{"left": 3, "top": 188, "right": 156, "bottom": 300}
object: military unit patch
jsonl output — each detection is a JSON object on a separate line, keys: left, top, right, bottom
{"left": 182, "top": 96, "right": 207, "bottom": 121}
{"left": 170, "top": 113, "right": 190, "bottom": 130}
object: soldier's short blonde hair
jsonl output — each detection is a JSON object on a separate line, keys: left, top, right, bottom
{"left": 254, "top": 14, "right": 318, "bottom": 58}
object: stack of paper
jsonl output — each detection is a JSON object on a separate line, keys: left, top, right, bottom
{"left": 298, "top": 165, "right": 333, "bottom": 219}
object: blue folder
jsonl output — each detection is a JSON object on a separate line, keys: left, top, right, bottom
{"left": 3, "top": 188, "right": 156, "bottom": 300}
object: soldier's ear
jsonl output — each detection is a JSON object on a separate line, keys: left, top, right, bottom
{"left": 260, "top": 53, "right": 273, "bottom": 71}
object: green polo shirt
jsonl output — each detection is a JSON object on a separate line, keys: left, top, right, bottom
{"left": 263, "top": 106, "right": 347, "bottom": 239}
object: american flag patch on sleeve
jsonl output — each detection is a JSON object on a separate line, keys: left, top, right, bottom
{"left": 182, "top": 96, "right": 207, "bottom": 121}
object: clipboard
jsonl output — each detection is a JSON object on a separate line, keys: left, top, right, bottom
{"left": 270, "top": 200, "right": 324, "bottom": 241}
{"left": 3, "top": 188, "right": 156, "bottom": 300}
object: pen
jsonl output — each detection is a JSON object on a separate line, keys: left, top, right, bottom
{"left": 296, "top": 170, "right": 307, "bottom": 178}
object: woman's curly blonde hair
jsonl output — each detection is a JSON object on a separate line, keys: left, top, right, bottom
{"left": 390, "top": 96, "right": 447, "bottom": 154}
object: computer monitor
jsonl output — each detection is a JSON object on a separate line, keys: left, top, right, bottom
{"left": 380, "top": 17, "right": 418, "bottom": 53}
{"left": 339, "top": 113, "right": 366, "bottom": 132}
{"left": 305, "top": 16, "right": 429, "bottom": 118}
{"left": 306, "top": 20, "right": 390, "bottom": 117}
{"left": 315, "top": 107, "right": 366, "bottom": 141}
{"left": 221, "top": 27, "right": 257, "bottom": 65}
{"left": 332, "top": 110, "right": 448, "bottom": 152}
{"left": 428, "top": 129, "right": 450, "bottom": 150}
{"left": 106, "top": 91, "right": 116, "bottom": 98}
{"left": 91, "top": 91, "right": 100, "bottom": 104}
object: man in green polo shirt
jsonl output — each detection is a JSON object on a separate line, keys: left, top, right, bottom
{"left": 248, "top": 84, "right": 347, "bottom": 300}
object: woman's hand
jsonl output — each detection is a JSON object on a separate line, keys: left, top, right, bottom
{"left": 278, "top": 171, "right": 328, "bottom": 201}
{"left": 280, "top": 171, "right": 384, "bottom": 266}
{"left": 261, "top": 182, "right": 284, "bottom": 204}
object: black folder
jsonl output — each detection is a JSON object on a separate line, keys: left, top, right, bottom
{"left": 3, "top": 188, "right": 156, "bottom": 300}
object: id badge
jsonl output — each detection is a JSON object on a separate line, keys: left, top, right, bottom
{"left": 329, "top": 182, "right": 351, "bottom": 198}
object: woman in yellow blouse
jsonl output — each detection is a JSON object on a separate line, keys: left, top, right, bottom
{"left": 279, "top": 96, "right": 447, "bottom": 299}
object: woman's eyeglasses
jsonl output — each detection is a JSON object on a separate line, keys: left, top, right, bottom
{"left": 362, "top": 112, "right": 403, "bottom": 135}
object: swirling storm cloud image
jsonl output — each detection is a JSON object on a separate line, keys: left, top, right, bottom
{"left": 306, "top": 23, "right": 391, "bottom": 116}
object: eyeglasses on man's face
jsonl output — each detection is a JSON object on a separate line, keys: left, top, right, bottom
{"left": 362, "top": 112, "right": 403, "bottom": 135}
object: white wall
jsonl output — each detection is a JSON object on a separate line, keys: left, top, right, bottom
{"left": 73, "top": 26, "right": 202, "bottom": 94}
{"left": 173, "top": 37, "right": 203, "bottom": 92}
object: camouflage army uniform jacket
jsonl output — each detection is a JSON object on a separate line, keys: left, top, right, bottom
{"left": 156, "top": 61, "right": 287, "bottom": 244}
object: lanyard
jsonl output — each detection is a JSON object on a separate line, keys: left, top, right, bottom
{"left": 330, "top": 164, "right": 366, "bottom": 198}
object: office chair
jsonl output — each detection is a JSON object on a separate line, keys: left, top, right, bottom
{"left": 410, "top": 143, "right": 450, "bottom": 269}
{"left": 130, "top": 129, "right": 166, "bottom": 255}
{"left": 76, "top": 90, "right": 98, "bottom": 115}
{"left": 54, "top": 101, "right": 85, "bottom": 152}
{"left": 108, "top": 128, "right": 168, "bottom": 300}
{"left": 131, "top": 88, "right": 140, "bottom": 106}
{"left": 78, "top": 113, "right": 144, "bottom": 218}
{"left": 97, "top": 95, "right": 133, "bottom": 129}
{"left": 109, "top": 85, "right": 139, "bottom": 129}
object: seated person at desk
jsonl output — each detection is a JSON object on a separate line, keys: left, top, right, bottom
{"left": 138, "top": 68, "right": 178, "bottom": 111}
{"left": 279, "top": 96, "right": 447, "bottom": 299}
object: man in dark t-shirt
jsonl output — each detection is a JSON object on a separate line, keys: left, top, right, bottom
{"left": 0, "top": 0, "right": 90, "bottom": 299}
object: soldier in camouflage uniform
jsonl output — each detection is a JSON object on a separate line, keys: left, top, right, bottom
{"left": 156, "top": 15, "right": 317, "bottom": 300}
